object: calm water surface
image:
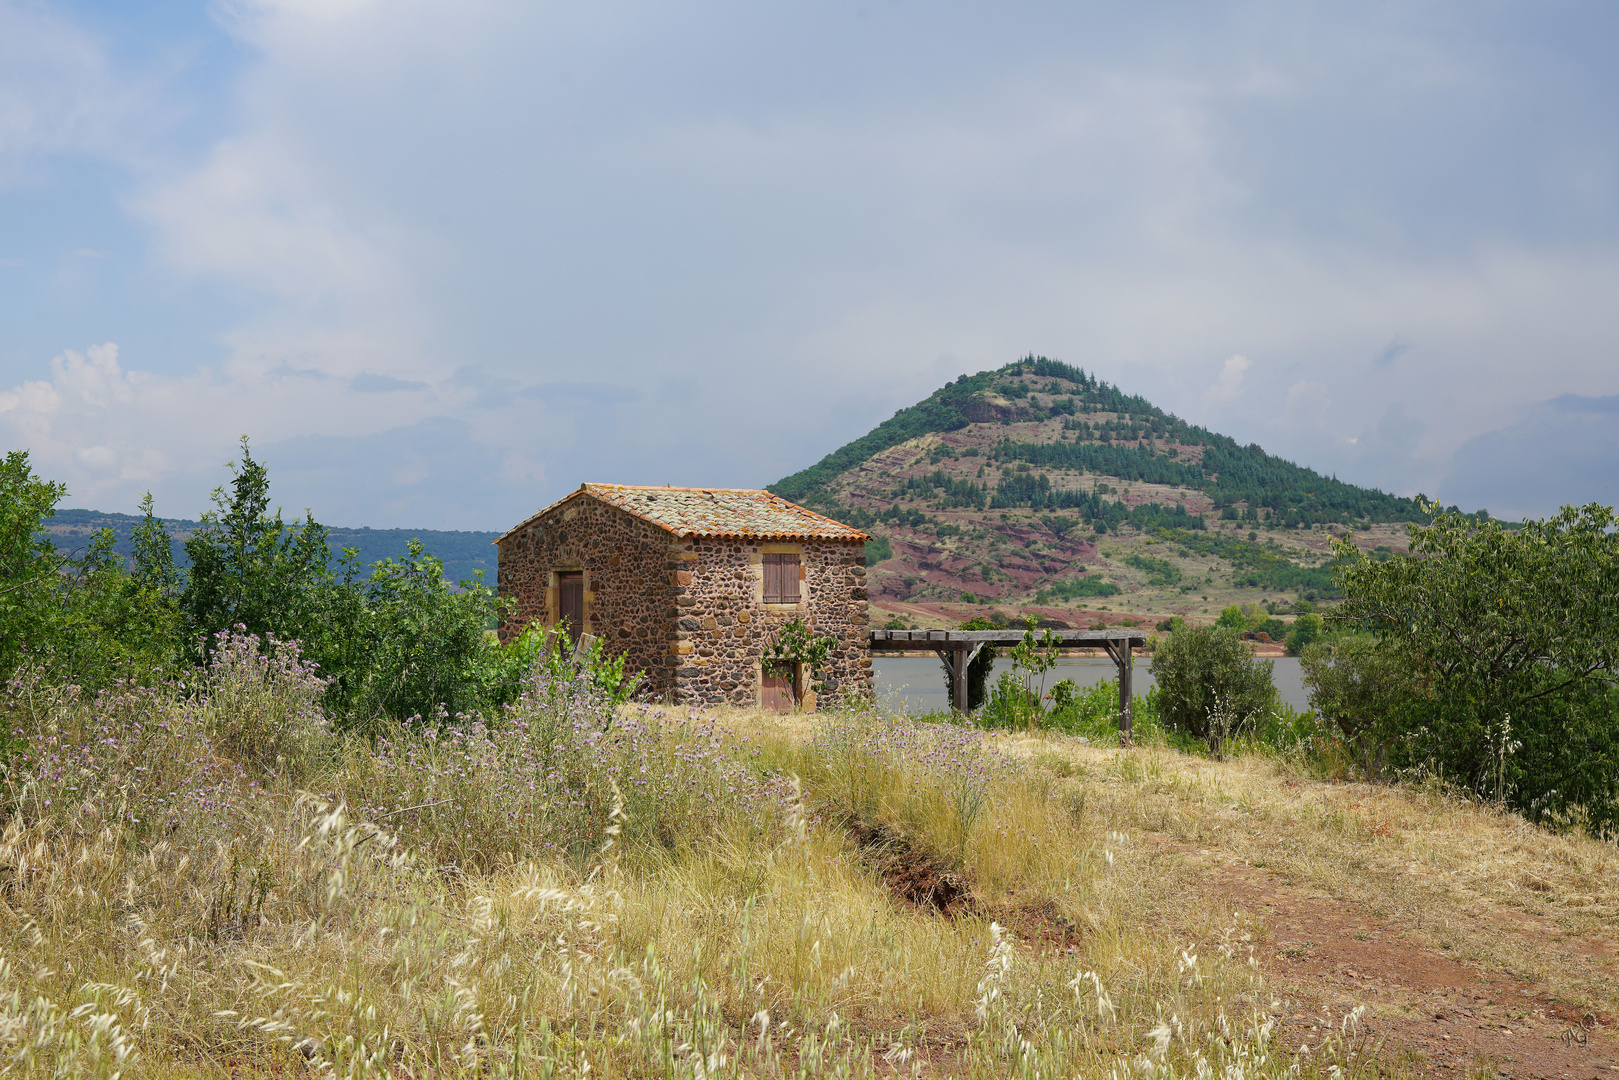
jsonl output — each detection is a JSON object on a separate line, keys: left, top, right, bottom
{"left": 873, "top": 655, "right": 1309, "bottom": 715}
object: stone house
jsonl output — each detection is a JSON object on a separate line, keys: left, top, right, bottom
{"left": 495, "top": 484, "right": 872, "bottom": 708}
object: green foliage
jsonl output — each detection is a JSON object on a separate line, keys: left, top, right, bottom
{"left": 540, "top": 629, "right": 645, "bottom": 709}
{"left": 763, "top": 618, "right": 837, "bottom": 703}
{"left": 864, "top": 533, "right": 893, "bottom": 565}
{"left": 1284, "top": 612, "right": 1322, "bottom": 655}
{"left": 0, "top": 451, "right": 67, "bottom": 681}
{"left": 181, "top": 437, "right": 335, "bottom": 658}
{"left": 1299, "top": 637, "right": 1410, "bottom": 777}
{"left": 770, "top": 355, "right": 1428, "bottom": 531}
{"left": 469, "top": 622, "right": 556, "bottom": 710}
{"left": 1034, "top": 576, "right": 1120, "bottom": 603}
{"left": 769, "top": 371, "right": 1002, "bottom": 501}
{"left": 997, "top": 440, "right": 1205, "bottom": 490}
{"left": 1159, "top": 529, "right": 1342, "bottom": 597}
{"left": 1124, "top": 552, "right": 1182, "bottom": 586}
{"left": 900, "top": 469, "right": 989, "bottom": 509}
{"left": 1253, "top": 617, "right": 1287, "bottom": 642}
{"left": 5, "top": 446, "right": 650, "bottom": 729}
{"left": 49, "top": 527, "right": 183, "bottom": 688}
{"left": 981, "top": 620, "right": 1061, "bottom": 729}
{"left": 0, "top": 455, "right": 180, "bottom": 688}
{"left": 1149, "top": 624, "right": 1278, "bottom": 752}
{"left": 1332, "top": 500, "right": 1619, "bottom": 828}
{"left": 131, "top": 493, "right": 181, "bottom": 596}
{"left": 335, "top": 539, "right": 508, "bottom": 725}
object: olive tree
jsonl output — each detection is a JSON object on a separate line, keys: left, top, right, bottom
{"left": 1150, "top": 624, "right": 1277, "bottom": 756}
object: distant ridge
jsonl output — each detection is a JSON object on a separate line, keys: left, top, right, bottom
{"left": 43, "top": 509, "right": 499, "bottom": 585}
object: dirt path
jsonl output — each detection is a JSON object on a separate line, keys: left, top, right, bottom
{"left": 1166, "top": 841, "right": 1618, "bottom": 1078}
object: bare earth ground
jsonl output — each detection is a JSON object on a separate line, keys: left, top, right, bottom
{"left": 987, "top": 733, "right": 1619, "bottom": 1079}
{"left": 1174, "top": 843, "right": 1615, "bottom": 1078}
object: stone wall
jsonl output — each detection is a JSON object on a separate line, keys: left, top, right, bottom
{"left": 669, "top": 536, "right": 871, "bottom": 708}
{"left": 498, "top": 495, "right": 873, "bottom": 707}
{"left": 496, "top": 499, "right": 679, "bottom": 692}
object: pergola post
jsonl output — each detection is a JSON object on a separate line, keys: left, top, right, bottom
{"left": 1118, "top": 642, "right": 1134, "bottom": 746}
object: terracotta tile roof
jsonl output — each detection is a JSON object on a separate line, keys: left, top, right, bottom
{"left": 497, "top": 484, "right": 868, "bottom": 543}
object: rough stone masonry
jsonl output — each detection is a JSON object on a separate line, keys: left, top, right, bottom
{"left": 496, "top": 484, "right": 872, "bottom": 708}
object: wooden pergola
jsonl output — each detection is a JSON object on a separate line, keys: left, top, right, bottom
{"left": 868, "top": 628, "right": 1150, "bottom": 742}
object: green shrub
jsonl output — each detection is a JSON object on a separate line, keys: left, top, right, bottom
{"left": 342, "top": 539, "right": 507, "bottom": 726}
{"left": 1124, "top": 552, "right": 1182, "bottom": 586}
{"left": 1034, "top": 576, "right": 1120, "bottom": 604}
{"left": 1149, "top": 625, "right": 1277, "bottom": 753}
{"left": 1284, "top": 612, "right": 1322, "bottom": 654}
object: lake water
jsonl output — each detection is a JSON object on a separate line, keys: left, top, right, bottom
{"left": 873, "top": 655, "right": 1310, "bottom": 715}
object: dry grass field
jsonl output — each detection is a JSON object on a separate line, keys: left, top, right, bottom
{"left": 2, "top": 662, "right": 1614, "bottom": 1078}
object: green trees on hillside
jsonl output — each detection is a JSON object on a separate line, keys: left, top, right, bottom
{"left": 1, "top": 452, "right": 182, "bottom": 685}
{"left": 771, "top": 353, "right": 1425, "bottom": 526}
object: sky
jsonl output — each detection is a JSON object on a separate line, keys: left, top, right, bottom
{"left": 2, "top": 0, "right": 1617, "bottom": 530}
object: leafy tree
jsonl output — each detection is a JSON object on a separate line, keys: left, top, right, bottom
{"left": 0, "top": 451, "right": 67, "bottom": 680}
{"left": 348, "top": 540, "right": 506, "bottom": 724}
{"left": 1299, "top": 637, "right": 1411, "bottom": 778}
{"left": 1150, "top": 624, "right": 1278, "bottom": 755}
{"left": 988, "top": 619, "right": 1063, "bottom": 728}
{"left": 1284, "top": 613, "right": 1322, "bottom": 655}
{"left": 52, "top": 527, "right": 182, "bottom": 686}
{"left": 181, "top": 437, "right": 334, "bottom": 656}
{"left": 1332, "top": 500, "right": 1619, "bottom": 823}
{"left": 763, "top": 618, "right": 837, "bottom": 707}
{"left": 0, "top": 458, "right": 181, "bottom": 686}
{"left": 131, "top": 492, "right": 182, "bottom": 596}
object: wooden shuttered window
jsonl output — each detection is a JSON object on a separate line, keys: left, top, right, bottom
{"left": 763, "top": 553, "right": 801, "bottom": 604}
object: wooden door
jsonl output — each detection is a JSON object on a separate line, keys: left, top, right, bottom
{"left": 558, "top": 572, "right": 584, "bottom": 643}
{"left": 761, "top": 663, "right": 801, "bottom": 713}
{"left": 761, "top": 672, "right": 795, "bottom": 713}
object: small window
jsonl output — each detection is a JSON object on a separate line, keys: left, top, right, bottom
{"left": 763, "top": 553, "right": 800, "bottom": 604}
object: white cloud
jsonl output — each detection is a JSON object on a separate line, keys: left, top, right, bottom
{"left": 8, "top": 1, "right": 1619, "bottom": 525}
{"left": 1204, "top": 354, "right": 1250, "bottom": 406}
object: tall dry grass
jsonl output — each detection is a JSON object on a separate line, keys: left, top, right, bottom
{"left": 0, "top": 647, "right": 1487, "bottom": 1077}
